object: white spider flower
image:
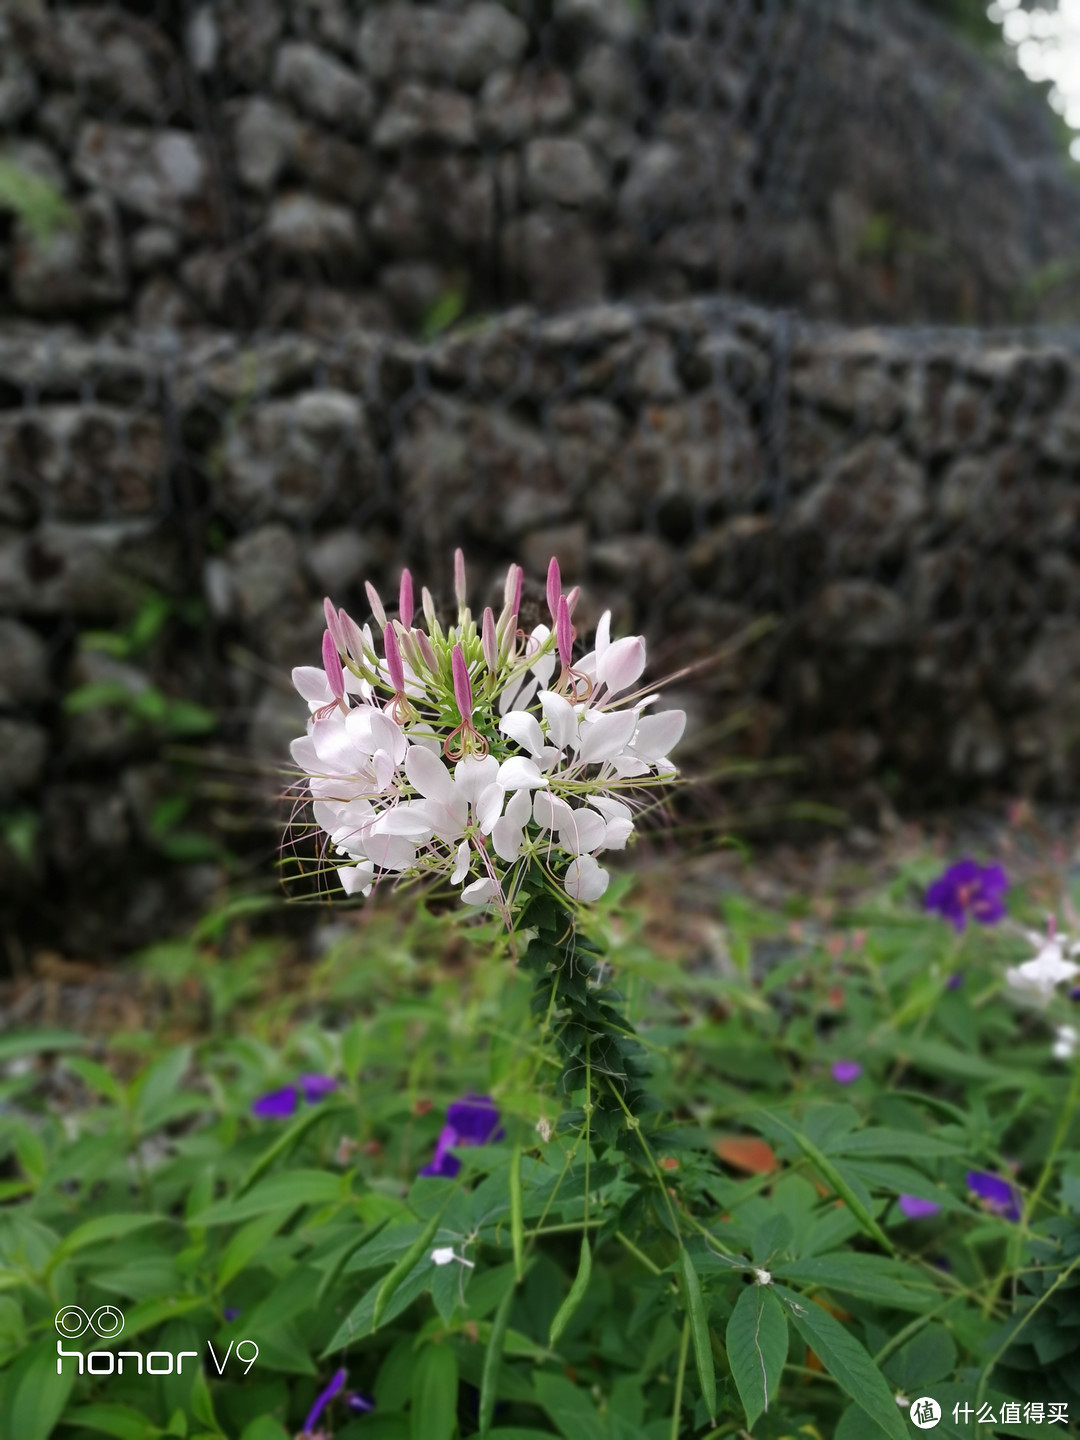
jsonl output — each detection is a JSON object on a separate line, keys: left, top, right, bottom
{"left": 1052, "top": 1024, "right": 1078, "bottom": 1060}
{"left": 288, "top": 554, "right": 685, "bottom": 915}
{"left": 1005, "top": 934, "right": 1080, "bottom": 1004}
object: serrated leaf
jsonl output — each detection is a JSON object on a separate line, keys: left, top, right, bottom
{"left": 1, "top": 1336, "right": 76, "bottom": 1440}
{"left": 773, "top": 1255, "right": 939, "bottom": 1311}
{"left": 775, "top": 1285, "right": 907, "bottom": 1439}
{"left": 237, "top": 1103, "right": 348, "bottom": 1195}
{"left": 49, "top": 1212, "right": 169, "bottom": 1270}
{"left": 532, "top": 1372, "right": 607, "bottom": 1440}
{"left": 64, "top": 1403, "right": 163, "bottom": 1439}
{"left": 195, "top": 1170, "right": 344, "bottom": 1225}
{"left": 726, "top": 1283, "right": 788, "bottom": 1430}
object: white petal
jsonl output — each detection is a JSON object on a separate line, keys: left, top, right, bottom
{"left": 371, "top": 803, "right": 433, "bottom": 838}
{"left": 451, "top": 839, "right": 471, "bottom": 885}
{"left": 499, "top": 711, "right": 546, "bottom": 758}
{"left": 597, "top": 635, "right": 645, "bottom": 695}
{"left": 431, "top": 1247, "right": 456, "bottom": 1266}
{"left": 339, "top": 862, "right": 374, "bottom": 895}
{"left": 476, "top": 781, "right": 504, "bottom": 833}
{"left": 595, "top": 611, "right": 611, "bottom": 657}
{"left": 588, "top": 795, "right": 632, "bottom": 823}
{"left": 539, "top": 691, "right": 578, "bottom": 750}
{"left": 632, "top": 709, "right": 687, "bottom": 760}
{"left": 498, "top": 756, "right": 549, "bottom": 791}
{"left": 534, "top": 791, "right": 574, "bottom": 831}
{"left": 406, "top": 745, "right": 458, "bottom": 803}
{"left": 491, "top": 815, "right": 525, "bottom": 862}
{"left": 293, "top": 666, "right": 333, "bottom": 706}
{"left": 357, "top": 833, "right": 417, "bottom": 872}
{"left": 454, "top": 754, "right": 500, "bottom": 805}
{"left": 563, "top": 855, "right": 609, "bottom": 901}
{"left": 290, "top": 734, "right": 319, "bottom": 772}
{"left": 557, "top": 807, "right": 607, "bottom": 855}
{"left": 602, "top": 817, "right": 634, "bottom": 850}
{"left": 578, "top": 710, "right": 639, "bottom": 764}
{"left": 461, "top": 876, "right": 498, "bottom": 906}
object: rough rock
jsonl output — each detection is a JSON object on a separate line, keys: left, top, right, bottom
{"left": 27, "top": 7, "right": 175, "bottom": 119}
{"left": 265, "top": 193, "right": 366, "bottom": 269}
{"left": 230, "top": 97, "right": 298, "bottom": 194}
{"left": 272, "top": 41, "right": 374, "bottom": 135}
{"left": 357, "top": 2, "right": 529, "bottom": 89}
{"left": 554, "top": 0, "right": 643, "bottom": 42}
{"left": 368, "top": 157, "right": 494, "bottom": 256}
{"left": 524, "top": 138, "right": 607, "bottom": 208}
{"left": 791, "top": 437, "right": 926, "bottom": 569}
{"left": 215, "top": 389, "right": 378, "bottom": 522}
{"left": 805, "top": 580, "right": 909, "bottom": 650}
{"left": 224, "top": 525, "right": 305, "bottom": 622}
{"left": 11, "top": 194, "right": 127, "bottom": 315}
{"left": 0, "top": 406, "right": 164, "bottom": 521}
{"left": 73, "top": 124, "right": 218, "bottom": 235}
{"left": 0, "top": 718, "right": 47, "bottom": 799}
{"left": 480, "top": 68, "right": 575, "bottom": 143}
{"left": 502, "top": 209, "right": 606, "bottom": 309}
{"left": 0, "top": 619, "right": 50, "bottom": 707}
{"left": 0, "top": 521, "right": 178, "bottom": 619}
{"left": 373, "top": 84, "right": 477, "bottom": 150}
{"left": 0, "top": 51, "right": 38, "bottom": 126}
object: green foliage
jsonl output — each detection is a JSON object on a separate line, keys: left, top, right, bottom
{"left": 0, "top": 160, "right": 74, "bottom": 244}
{"left": 0, "top": 866, "right": 1075, "bottom": 1435}
{"left": 420, "top": 287, "right": 466, "bottom": 341}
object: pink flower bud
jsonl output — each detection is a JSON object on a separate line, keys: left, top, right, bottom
{"left": 399, "top": 569, "right": 414, "bottom": 629}
{"left": 365, "top": 581, "right": 387, "bottom": 629}
{"left": 482, "top": 607, "right": 498, "bottom": 673}
{"left": 452, "top": 644, "right": 473, "bottom": 722}
{"left": 454, "top": 548, "right": 467, "bottom": 607}
{"left": 322, "top": 629, "right": 344, "bottom": 699}
{"left": 512, "top": 564, "right": 523, "bottom": 617}
{"left": 383, "top": 622, "right": 406, "bottom": 694}
{"left": 323, "top": 597, "right": 346, "bottom": 654}
{"left": 415, "top": 628, "right": 439, "bottom": 673}
{"left": 556, "top": 595, "right": 573, "bottom": 668}
{"left": 338, "top": 609, "right": 365, "bottom": 664}
{"left": 546, "top": 556, "right": 561, "bottom": 623}
{"left": 422, "top": 586, "right": 437, "bottom": 631}
{"left": 503, "top": 562, "right": 520, "bottom": 606}
{"left": 565, "top": 585, "right": 580, "bottom": 616}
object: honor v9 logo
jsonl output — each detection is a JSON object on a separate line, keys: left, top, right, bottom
{"left": 55, "top": 1306, "right": 259, "bottom": 1377}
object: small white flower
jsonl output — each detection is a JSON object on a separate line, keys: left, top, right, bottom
{"left": 753, "top": 1268, "right": 772, "bottom": 1286}
{"left": 1052, "top": 1024, "right": 1078, "bottom": 1060}
{"left": 1005, "top": 940, "right": 1080, "bottom": 1004}
{"left": 536, "top": 1115, "right": 554, "bottom": 1142}
{"left": 431, "top": 1247, "right": 456, "bottom": 1266}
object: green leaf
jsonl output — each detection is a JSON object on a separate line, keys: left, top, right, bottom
{"left": 1, "top": 1336, "right": 76, "bottom": 1440}
{"left": 480, "top": 1282, "right": 515, "bottom": 1437}
{"left": 509, "top": 1144, "right": 524, "bottom": 1284}
{"left": 372, "top": 1207, "right": 444, "bottom": 1333}
{"left": 217, "top": 1208, "right": 298, "bottom": 1288}
{"left": 532, "top": 1372, "right": 607, "bottom": 1440}
{"left": 679, "top": 1247, "right": 717, "bottom": 1423}
{"left": 237, "top": 1102, "right": 348, "bottom": 1194}
{"left": 133, "top": 1047, "right": 193, "bottom": 1130}
{"left": 239, "top": 1421, "right": 291, "bottom": 1440}
{"left": 774, "top": 1285, "right": 907, "bottom": 1440}
{"left": 63, "top": 1404, "right": 162, "bottom": 1439}
{"left": 0, "top": 1030, "right": 89, "bottom": 1063}
{"left": 773, "top": 1255, "right": 939, "bottom": 1311}
{"left": 410, "top": 1343, "right": 458, "bottom": 1440}
{"left": 549, "top": 1235, "right": 592, "bottom": 1346}
{"left": 195, "top": 1170, "right": 345, "bottom": 1225}
{"left": 726, "top": 1284, "right": 788, "bottom": 1432}
{"left": 49, "top": 1212, "right": 170, "bottom": 1269}
{"left": 64, "top": 1056, "right": 126, "bottom": 1104}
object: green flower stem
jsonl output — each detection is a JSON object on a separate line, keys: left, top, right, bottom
{"left": 670, "top": 1314, "right": 691, "bottom": 1440}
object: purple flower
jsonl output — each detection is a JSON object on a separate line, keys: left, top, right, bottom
{"left": 252, "top": 1072, "right": 337, "bottom": 1120}
{"left": 222, "top": 1307, "right": 241, "bottom": 1322}
{"left": 348, "top": 1394, "right": 376, "bottom": 1413}
{"left": 966, "top": 1169, "right": 1022, "bottom": 1221}
{"left": 924, "top": 859, "right": 1007, "bottom": 931}
{"left": 419, "top": 1094, "right": 504, "bottom": 1178}
{"left": 898, "top": 1194, "right": 942, "bottom": 1220}
{"left": 945, "top": 973, "right": 964, "bottom": 990}
{"left": 831, "top": 1060, "right": 862, "bottom": 1085}
{"left": 251, "top": 1085, "right": 299, "bottom": 1120}
{"left": 303, "top": 1367, "right": 347, "bottom": 1436}
{"left": 1070, "top": 986, "right": 1080, "bottom": 1002}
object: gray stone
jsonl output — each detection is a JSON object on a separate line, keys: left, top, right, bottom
{"left": 524, "top": 138, "right": 607, "bottom": 208}
{"left": 0, "top": 406, "right": 164, "bottom": 521}
{"left": 0, "top": 52, "right": 37, "bottom": 126}
{"left": 1, "top": 138, "right": 67, "bottom": 193}
{"left": 591, "top": 534, "right": 677, "bottom": 591}
{"left": 230, "top": 97, "right": 299, "bottom": 194}
{"left": 520, "top": 522, "right": 589, "bottom": 582}
{"left": 626, "top": 391, "right": 762, "bottom": 511}
{"left": 369, "top": 157, "right": 494, "bottom": 256}
{"left": 216, "top": 389, "right": 378, "bottom": 523}
{"left": 226, "top": 524, "right": 305, "bottom": 621}
{"left": 948, "top": 704, "right": 1007, "bottom": 778}
{"left": 0, "top": 719, "right": 47, "bottom": 800}
{"left": 265, "top": 193, "right": 366, "bottom": 269}
{"left": 791, "top": 437, "right": 926, "bottom": 568}
{"left": 130, "top": 224, "right": 181, "bottom": 274}
{"left": 62, "top": 650, "right": 152, "bottom": 763}
{"left": 10, "top": 193, "right": 128, "bottom": 316}
{"left": 273, "top": 41, "right": 374, "bottom": 135}
{"left": 303, "top": 529, "right": 374, "bottom": 593}
{"left": 185, "top": 5, "right": 219, "bottom": 73}
{"left": 292, "top": 127, "right": 381, "bottom": 208}
{"left": 0, "top": 521, "right": 178, "bottom": 619}
{"left": 805, "top": 580, "right": 909, "bottom": 649}
{"left": 217, "top": 0, "right": 284, "bottom": 86}
{"left": 0, "top": 620, "right": 49, "bottom": 707}
{"left": 135, "top": 277, "right": 196, "bottom": 332}
{"left": 480, "top": 68, "right": 575, "bottom": 143}
{"left": 374, "top": 84, "right": 477, "bottom": 150}
{"left": 1011, "top": 623, "right": 1080, "bottom": 705}
{"left": 379, "top": 261, "right": 457, "bottom": 328}
{"left": 180, "top": 249, "right": 259, "bottom": 325}
{"left": 30, "top": 8, "right": 172, "bottom": 118}
{"left": 575, "top": 45, "right": 639, "bottom": 117}
{"left": 357, "top": 2, "right": 529, "bottom": 89}
{"left": 554, "top": 0, "right": 642, "bottom": 41}
{"left": 73, "top": 124, "right": 218, "bottom": 236}
{"left": 502, "top": 209, "right": 606, "bottom": 310}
